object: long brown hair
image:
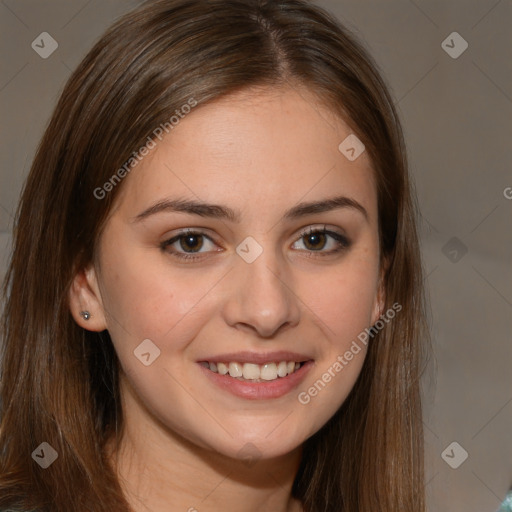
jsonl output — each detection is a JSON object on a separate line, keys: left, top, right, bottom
{"left": 0, "top": 0, "right": 429, "bottom": 510}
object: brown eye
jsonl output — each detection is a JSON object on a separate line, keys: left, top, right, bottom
{"left": 179, "top": 233, "right": 204, "bottom": 252}
{"left": 302, "top": 231, "right": 327, "bottom": 251}
{"left": 292, "top": 226, "right": 351, "bottom": 256}
{"left": 161, "top": 230, "right": 218, "bottom": 261}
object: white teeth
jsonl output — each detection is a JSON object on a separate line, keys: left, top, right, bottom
{"left": 242, "top": 363, "right": 260, "bottom": 380}
{"left": 228, "top": 362, "right": 243, "bottom": 378}
{"left": 204, "top": 360, "right": 304, "bottom": 381}
{"left": 217, "top": 362, "right": 229, "bottom": 375}
{"left": 260, "top": 363, "right": 278, "bottom": 380}
{"left": 277, "top": 361, "right": 288, "bottom": 377}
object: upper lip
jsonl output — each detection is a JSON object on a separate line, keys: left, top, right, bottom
{"left": 197, "top": 351, "right": 313, "bottom": 365}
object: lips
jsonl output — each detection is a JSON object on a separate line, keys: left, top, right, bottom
{"left": 197, "top": 351, "right": 311, "bottom": 381}
{"left": 199, "top": 360, "right": 304, "bottom": 381}
{"left": 196, "top": 351, "right": 314, "bottom": 399}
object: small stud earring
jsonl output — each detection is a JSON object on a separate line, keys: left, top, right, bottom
{"left": 80, "top": 311, "right": 91, "bottom": 321}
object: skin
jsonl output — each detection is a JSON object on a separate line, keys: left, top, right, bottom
{"left": 70, "top": 85, "right": 385, "bottom": 512}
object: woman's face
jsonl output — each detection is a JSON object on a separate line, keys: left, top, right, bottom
{"left": 75, "top": 86, "right": 384, "bottom": 461}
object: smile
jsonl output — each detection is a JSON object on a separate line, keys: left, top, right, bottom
{"left": 199, "top": 360, "right": 305, "bottom": 382}
{"left": 197, "top": 358, "right": 314, "bottom": 400}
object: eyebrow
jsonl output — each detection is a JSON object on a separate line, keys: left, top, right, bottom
{"left": 132, "top": 195, "right": 368, "bottom": 223}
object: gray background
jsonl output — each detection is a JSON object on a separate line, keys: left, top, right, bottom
{"left": 1, "top": 1, "right": 511, "bottom": 511}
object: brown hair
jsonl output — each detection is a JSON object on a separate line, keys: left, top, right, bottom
{"left": 0, "top": 0, "right": 429, "bottom": 510}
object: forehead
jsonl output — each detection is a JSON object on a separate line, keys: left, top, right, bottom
{"left": 114, "top": 86, "right": 377, "bottom": 223}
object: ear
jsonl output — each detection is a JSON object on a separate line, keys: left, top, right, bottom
{"left": 68, "top": 264, "right": 108, "bottom": 332}
{"left": 370, "top": 260, "right": 387, "bottom": 326}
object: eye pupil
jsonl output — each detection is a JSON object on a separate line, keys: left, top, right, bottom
{"left": 304, "top": 232, "right": 326, "bottom": 250}
{"left": 181, "top": 234, "right": 203, "bottom": 252}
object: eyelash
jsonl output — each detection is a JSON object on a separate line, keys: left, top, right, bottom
{"left": 160, "top": 226, "right": 351, "bottom": 262}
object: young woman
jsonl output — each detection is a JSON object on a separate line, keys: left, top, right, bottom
{"left": 0, "top": 0, "right": 430, "bottom": 510}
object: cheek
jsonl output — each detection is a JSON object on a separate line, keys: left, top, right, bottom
{"left": 292, "top": 251, "right": 379, "bottom": 430}
{"left": 98, "top": 244, "right": 223, "bottom": 359}
{"left": 302, "top": 249, "right": 380, "bottom": 346}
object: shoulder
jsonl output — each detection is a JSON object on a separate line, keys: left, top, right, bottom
{"left": 499, "top": 490, "right": 512, "bottom": 512}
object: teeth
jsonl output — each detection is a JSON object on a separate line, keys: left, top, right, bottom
{"left": 277, "top": 361, "right": 288, "bottom": 377}
{"left": 242, "top": 363, "right": 260, "bottom": 380}
{"left": 204, "top": 360, "right": 303, "bottom": 381}
{"left": 217, "top": 362, "right": 229, "bottom": 375}
{"left": 228, "top": 362, "right": 243, "bottom": 378}
{"left": 261, "top": 363, "right": 277, "bottom": 380}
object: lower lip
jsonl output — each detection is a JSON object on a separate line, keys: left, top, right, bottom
{"left": 197, "top": 361, "right": 314, "bottom": 400}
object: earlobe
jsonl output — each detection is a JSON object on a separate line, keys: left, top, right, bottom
{"left": 371, "top": 264, "right": 387, "bottom": 325}
{"left": 372, "top": 292, "right": 384, "bottom": 325}
{"left": 68, "top": 265, "right": 108, "bottom": 332}
{"left": 371, "top": 288, "right": 385, "bottom": 326}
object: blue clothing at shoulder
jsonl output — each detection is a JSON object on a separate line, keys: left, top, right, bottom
{"left": 499, "top": 490, "right": 512, "bottom": 512}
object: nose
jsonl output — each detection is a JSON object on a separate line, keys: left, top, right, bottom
{"left": 222, "top": 245, "right": 301, "bottom": 339}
